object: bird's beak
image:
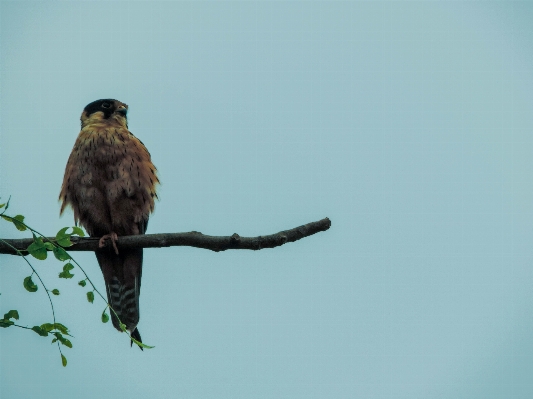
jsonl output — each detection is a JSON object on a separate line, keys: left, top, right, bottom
{"left": 117, "top": 106, "right": 128, "bottom": 116}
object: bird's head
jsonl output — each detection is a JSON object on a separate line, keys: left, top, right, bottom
{"left": 81, "top": 99, "right": 129, "bottom": 128}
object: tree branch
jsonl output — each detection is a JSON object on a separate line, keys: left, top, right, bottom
{"left": 0, "top": 217, "right": 331, "bottom": 256}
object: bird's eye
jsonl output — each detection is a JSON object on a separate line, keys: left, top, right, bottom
{"left": 101, "top": 102, "right": 111, "bottom": 109}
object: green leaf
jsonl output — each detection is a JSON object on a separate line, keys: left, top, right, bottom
{"left": 51, "top": 289, "right": 60, "bottom": 296}
{"left": 53, "top": 323, "right": 70, "bottom": 335}
{"left": 101, "top": 310, "right": 109, "bottom": 323}
{"left": 3, "top": 310, "right": 19, "bottom": 320}
{"left": 56, "top": 236, "right": 72, "bottom": 247}
{"left": 55, "top": 227, "right": 72, "bottom": 247}
{"left": 86, "top": 291, "right": 94, "bottom": 303}
{"left": 23, "top": 276, "right": 38, "bottom": 292}
{"left": 0, "top": 203, "right": 5, "bottom": 209}
{"left": 12, "top": 215, "right": 27, "bottom": 231}
{"left": 53, "top": 332, "right": 73, "bottom": 348}
{"left": 61, "top": 354, "right": 67, "bottom": 367}
{"left": 71, "top": 226, "right": 85, "bottom": 237}
{"left": 58, "top": 270, "right": 73, "bottom": 279}
{"left": 0, "top": 320, "right": 14, "bottom": 328}
{"left": 58, "top": 263, "right": 74, "bottom": 279}
{"left": 44, "top": 242, "right": 54, "bottom": 250}
{"left": 131, "top": 337, "right": 155, "bottom": 350}
{"left": 31, "top": 326, "right": 49, "bottom": 337}
{"left": 78, "top": 280, "right": 87, "bottom": 287}
{"left": 58, "top": 271, "right": 70, "bottom": 279}
{"left": 0, "top": 213, "right": 27, "bottom": 230}
{"left": 1, "top": 310, "right": 19, "bottom": 328}
{"left": 61, "top": 338, "right": 73, "bottom": 348}
{"left": 52, "top": 246, "right": 70, "bottom": 261}
{"left": 27, "top": 237, "right": 47, "bottom": 260}
{"left": 1, "top": 198, "right": 10, "bottom": 211}
{"left": 55, "top": 227, "right": 69, "bottom": 239}
{"left": 63, "top": 263, "right": 74, "bottom": 271}
{"left": 40, "top": 323, "right": 55, "bottom": 332}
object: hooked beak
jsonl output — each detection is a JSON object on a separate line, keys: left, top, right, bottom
{"left": 117, "top": 106, "right": 128, "bottom": 116}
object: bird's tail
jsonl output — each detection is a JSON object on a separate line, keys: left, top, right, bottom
{"left": 95, "top": 248, "right": 143, "bottom": 350}
{"left": 130, "top": 328, "right": 143, "bottom": 350}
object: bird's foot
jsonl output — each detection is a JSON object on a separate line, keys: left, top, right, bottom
{"left": 99, "top": 232, "right": 119, "bottom": 255}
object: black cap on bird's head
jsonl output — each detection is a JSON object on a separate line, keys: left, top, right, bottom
{"left": 81, "top": 99, "right": 128, "bottom": 127}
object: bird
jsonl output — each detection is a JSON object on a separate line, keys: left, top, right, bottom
{"left": 59, "top": 99, "right": 159, "bottom": 349}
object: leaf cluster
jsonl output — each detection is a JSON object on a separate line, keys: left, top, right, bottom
{"left": 0, "top": 310, "right": 19, "bottom": 328}
{"left": 1, "top": 199, "right": 152, "bottom": 366}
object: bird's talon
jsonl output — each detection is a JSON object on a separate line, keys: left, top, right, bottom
{"left": 99, "top": 232, "right": 119, "bottom": 254}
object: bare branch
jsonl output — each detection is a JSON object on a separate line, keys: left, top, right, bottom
{"left": 0, "top": 218, "right": 331, "bottom": 256}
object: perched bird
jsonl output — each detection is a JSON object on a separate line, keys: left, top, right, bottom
{"left": 59, "top": 99, "right": 159, "bottom": 349}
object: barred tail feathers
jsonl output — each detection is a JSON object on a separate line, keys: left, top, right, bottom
{"left": 107, "top": 276, "right": 140, "bottom": 331}
{"left": 95, "top": 248, "right": 143, "bottom": 349}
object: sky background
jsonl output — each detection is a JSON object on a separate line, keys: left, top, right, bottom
{"left": 1, "top": 2, "right": 533, "bottom": 398}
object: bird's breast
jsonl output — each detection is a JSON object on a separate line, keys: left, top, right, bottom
{"left": 78, "top": 126, "right": 129, "bottom": 168}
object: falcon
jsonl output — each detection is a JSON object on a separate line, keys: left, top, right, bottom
{"left": 59, "top": 99, "right": 159, "bottom": 348}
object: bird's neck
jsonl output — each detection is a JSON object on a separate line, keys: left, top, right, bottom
{"left": 81, "top": 114, "right": 128, "bottom": 129}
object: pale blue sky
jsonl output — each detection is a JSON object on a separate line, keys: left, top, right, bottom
{"left": 2, "top": 2, "right": 533, "bottom": 398}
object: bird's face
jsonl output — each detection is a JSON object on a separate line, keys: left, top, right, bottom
{"left": 81, "top": 99, "right": 129, "bottom": 128}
